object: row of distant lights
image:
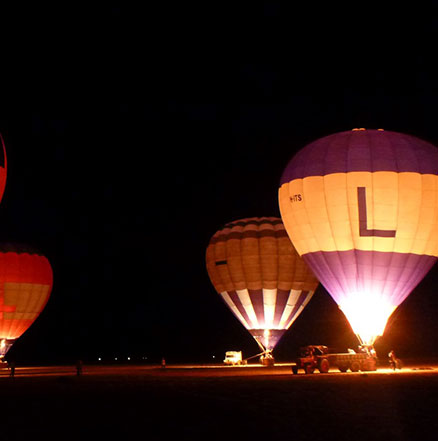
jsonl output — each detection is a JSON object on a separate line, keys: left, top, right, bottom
{"left": 97, "top": 357, "right": 148, "bottom": 361}
{"left": 96, "top": 356, "right": 218, "bottom": 361}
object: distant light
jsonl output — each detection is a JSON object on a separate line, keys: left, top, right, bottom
{"left": 212, "top": 355, "right": 215, "bottom": 359}
{"left": 127, "top": 357, "right": 130, "bottom": 361}
{"left": 98, "top": 357, "right": 101, "bottom": 361}
{"left": 115, "top": 357, "right": 118, "bottom": 361}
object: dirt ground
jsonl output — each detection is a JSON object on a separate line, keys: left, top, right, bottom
{"left": 1, "top": 363, "right": 437, "bottom": 441}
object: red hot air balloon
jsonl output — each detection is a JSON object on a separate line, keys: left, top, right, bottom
{"left": 279, "top": 129, "right": 438, "bottom": 346}
{"left": 0, "top": 133, "right": 7, "bottom": 203}
{"left": 206, "top": 217, "right": 319, "bottom": 355}
{"left": 0, "top": 244, "right": 53, "bottom": 359}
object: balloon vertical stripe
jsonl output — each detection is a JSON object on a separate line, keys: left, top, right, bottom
{"left": 249, "top": 289, "right": 265, "bottom": 326}
{"left": 272, "top": 289, "right": 290, "bottom": 327}
{"left": 224, "top": 291, "right": 253, "bottom": 328}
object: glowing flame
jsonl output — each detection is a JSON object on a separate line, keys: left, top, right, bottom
{"left": 338, "top": 292, "right": 397, "bottom": 346}
{"left": 263, "top": 329, "right": 271, "bottom": 349}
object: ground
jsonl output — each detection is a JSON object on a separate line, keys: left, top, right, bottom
{"left": 0, "top": 361, "right": 437, "bottom": 440}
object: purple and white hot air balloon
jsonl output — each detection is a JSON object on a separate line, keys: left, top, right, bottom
{"left": 279, "top": 129, "right": 438, "bottom": 346}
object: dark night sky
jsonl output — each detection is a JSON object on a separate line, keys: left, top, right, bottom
{"left": 1, "top": 5, "right": 437, "bottom": 363}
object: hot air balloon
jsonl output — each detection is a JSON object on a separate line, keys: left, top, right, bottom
{"left": 279, "top": 129, "right": 438, "bottom": 346}
{"left": 0, "top": 133, "right": 7, "bottom": 203}
{"left": 0, "top": 244, "right": 53, "bottom": 359}
{"left": 206, "top": 217, "right": 319, "bottom": 360}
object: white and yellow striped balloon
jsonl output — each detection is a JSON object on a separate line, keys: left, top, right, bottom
{"left": 206, "top": 217, "right": 319, "bottom": 350}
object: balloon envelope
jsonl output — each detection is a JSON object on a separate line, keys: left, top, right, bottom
{"left": 0, "top": 245, "right": 53, "bottom": 358}
{"left": 279, "top": 129, "right": 438, "bottom": 345}
{"left": 206, "top": 217, "right": 319, "bottom": 350}
{"left": 0, "top": 133, "right": 7, "bottom": 203}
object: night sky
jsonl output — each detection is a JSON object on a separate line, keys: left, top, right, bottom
{"left": 1, "top": 5, "right": 437, "bottom": 364}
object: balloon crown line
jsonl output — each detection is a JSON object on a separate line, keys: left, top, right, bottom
{"left": 352, "top": 128, "right": 385, "bottom": 131}
{"left": 0, "top": 243, "right": 46, "bottom": 256}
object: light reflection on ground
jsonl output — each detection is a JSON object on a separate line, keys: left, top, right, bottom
{"left": 1, "top": 361, "right": 437, "bottom": 378}
{"left": 1, "top": 359, "right": 437, "bottom": 440}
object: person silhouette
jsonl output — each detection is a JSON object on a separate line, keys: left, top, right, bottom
{"left": 8, "top": 360, "right": 15, "bottom": 377}
{"left": 76, "top": 359, "right": 83, "bottom": 376}
{"left": 388, "top": 350, "right": 396, "bottom": 370}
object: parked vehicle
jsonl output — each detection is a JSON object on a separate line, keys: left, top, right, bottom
{"left": 223, "top": 351, "right": 244, "bottom": 365}
{"left": 292, "top": 345, "right": 377, "bottom": 374}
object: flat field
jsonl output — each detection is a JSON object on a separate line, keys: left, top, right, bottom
{"left": 1, "top": 362, "right": 437, "bottom": 441}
